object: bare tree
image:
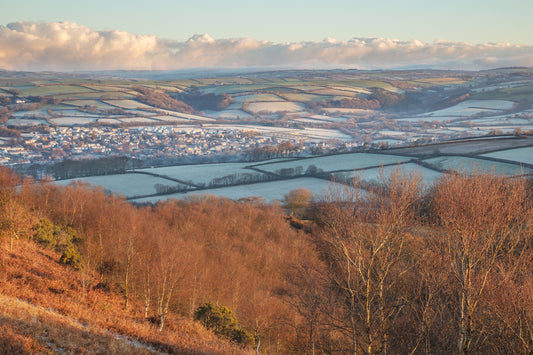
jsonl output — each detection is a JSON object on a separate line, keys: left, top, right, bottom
{"left": 314, "top": 169, "right": 425, "bottom": 354}
{"left": 431, "top": 173, "right": 531, "bottom": 354}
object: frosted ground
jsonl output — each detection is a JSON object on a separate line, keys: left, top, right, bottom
{"left": 481, "top": 146, "right": 533, "bottom": 165}
{"left": 251, "top": 153, "right": 412, "bottom": 174}
{"left": 55, "top": 173, "right": 185, "bottom": 198}
{"left": 49, "top": 117, "right": 99, "bottom": 126}
{"left": 232, "top": 93, "right": 282, "bottom": 102}
{"left": 6, "top": 118, "right": 48, "bottom": 126}
{"left": 103, "top": 99, "right": 155, "bottom": 110}
{"left": 332, "top": 163, "right": 443, "bottom": 185}
{"left": 129, "top": 177, "right": 349, "bottom": 203}
{"left": 204, "top": 109, "right": 252, "bottom": 119}
{"left": 246, "top": 101, "right": 306, "bottom": 114}
{"left": 138, "top": 162, "right": 269, "bottom": 186}
{"left": 422, "top": 156, "right": 532, "bottom": 176}
{"left": 423, "top": 100, "right": 515, "bottom": 117}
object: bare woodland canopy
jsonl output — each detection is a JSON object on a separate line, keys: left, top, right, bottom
{"left": 1, "top": 166, "right": 532, "bottom": 354}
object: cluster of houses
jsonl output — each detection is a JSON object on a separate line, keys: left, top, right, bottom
{"left": 0, "top": 125, "right": 339, "bottom": 166}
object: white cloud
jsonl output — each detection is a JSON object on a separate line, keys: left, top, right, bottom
{"left": 0, "top": 21, "right": 531, "bottom": 71}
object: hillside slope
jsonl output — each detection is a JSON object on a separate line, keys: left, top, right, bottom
{"left": 0, "top": 239, "right": 249, "bottom": 354}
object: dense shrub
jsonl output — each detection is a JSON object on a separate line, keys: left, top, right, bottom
{"left": 59, "top": 243, "right": 82, "bottom": 270}
{"left": 194, "top": 303, "right": 254, "bottom": 347}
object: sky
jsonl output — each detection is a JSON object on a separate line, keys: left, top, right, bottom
{"left": 0, "top": 0, "right": 532, "bottom": 71}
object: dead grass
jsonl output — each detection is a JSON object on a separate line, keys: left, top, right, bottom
{"left": 0, "top": 239, "right": 250, "bottom": 354}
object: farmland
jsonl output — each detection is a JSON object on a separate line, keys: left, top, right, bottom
{"left": 55, "top": 134, "right": 533, "bottom": 203}
{"left": 1, "top": 67, "right": 533, "bottom": 201}
{"left": 130, "top": 177, "right": 349, "bottom": 203}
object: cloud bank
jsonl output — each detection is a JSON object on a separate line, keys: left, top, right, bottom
{"left": 0, "top": 21, "right": 532, "bottom": 71}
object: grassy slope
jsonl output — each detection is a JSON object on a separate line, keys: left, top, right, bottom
{"left": 0, "top": 239, "right": 249, "bottom": 354}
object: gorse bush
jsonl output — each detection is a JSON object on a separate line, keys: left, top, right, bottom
{"left": 59, "top": 243, "right": 81, "bottom": 270}
{"left": 33, "top": 219, "right": 81, "bottom": 250}
{"left": 194, "top": 303, "right": 254, "bottom": 347}
{"left": 33, "top": 218, "right": 83, "bottom": 270}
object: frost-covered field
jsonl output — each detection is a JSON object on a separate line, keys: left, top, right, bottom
{"left": 130, "top": 177, "right": 348, "bottom": 203}
{"left": 63, "top": 100, "right": 116, "bottom": 109}
{"left": 6, "top": 118, "right": 48, "bottom": 126}
{"left": 118, "top": 117, "right": 158, "bottom": 124}
{"left": 296, "top": 115, "right": 350, "bottom": 123}
{"left": 97, "top": 118, "right": 122, "bottom": 124}
{"left": 138, "top": 162, "right": 267, "bottom": 185}
{"left": 470, "top": 116, "right": 531, "bottom": 125}
{"left": 332, "top": 163, "right": 443, "bottom": 185}
{"left": 322, "top": 108, "right": 374, "bottom": 115}
{"left": 422, "top": 156, "right": 531, "bottom": 176}
{"left": 55, "top": 173, "right": 184, "bottom": 198}
{"left": 49, "top": 117, "right": 99, "bottom": 126}
{"left": 150, "top": 115, "right": 189, "bottom": 123}
{"left": 481, "top": 146, "right": 533, "bottom": 165}
{"left": 205, "top": 110, "right": 252, "bottom": 119}
{"left": 103, "top": 99, "right": 154, "bottom": 110}
{"left": 300, "top": 128, "right": 352, "bottom": 140}
{"left": 398, "top": 115, "right": 457, "bottom": 123}
{"left": 12, "top": 111, "right": 49, "bottom": 119}
{"left": 50, "top": 109, "right": 101, "bottom": 117}
{"left": 246, "top": 102, "right": 305, "bottom": 113}
{"left": 233, "top": 94, "right": 283, "bottom": 102}
{"left": 426, "top": 100, "right": 515, "bottom": 117}
{"left": 156, "top": 109, "right": 216, "bottom": 122}
{"left": 293, "top": 118, "right": 331, "bottom": 124}
{"left": 252, "top": 153, "right": 412, "bottom": 174}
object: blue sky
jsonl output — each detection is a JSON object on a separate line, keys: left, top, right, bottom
{"left": 1, "top": 0, "right": 532, "bottom": 44}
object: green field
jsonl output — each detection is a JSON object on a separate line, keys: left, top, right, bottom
{"left": 471, "top": 86, "right": 533, "bottom": 102}
{"left": 17, "top": 85, "right": 96, "bottom": 97}
{"left": 277, "top": 93, "right": 328, "bottom": 102}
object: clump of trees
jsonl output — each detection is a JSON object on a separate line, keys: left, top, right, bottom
{"left": 49, "top": 156, "right": 142, "bottom": 180}
{"left": 178, "top": 89, "right": 234, "bottom": 111}
{"left": 245, "top": 142, "right": 301, "bottom": 161}
{"left": 306, "top": 87, "right": 406, "bottom": 112}
{"left": 307, "top": 97, "right": 381, "bottom": 111}
{"left": 288, "top": 170, "right": 533, "bottom": 354}
{"left": 133, "top": 86, "right": 194, "bottom": 114}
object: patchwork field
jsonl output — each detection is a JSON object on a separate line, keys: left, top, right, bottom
{"left": 102, "top": 99, "right": 155, "bottom": 110}
{"left": 130, "top": 177, "right": 350, "bottom": 203}
{"left": 481, "top": 146, "right": 533, "bottom": 165}
{"left": 7, "top": 118, "right": 48, "bottom": 126}
{"left": 49, "top": 117, "right": 99, "bottom": 126}
{"left": 422, "top": 156, "right": 532, "bottom": 176}
{"left": 17, "top": 85, "right": 96, "bottom": 97}
{"left": 332, "top": 162, "right": 443, "bottom": 185}
{"left": 62, "top": 99, "right": 117, "bottom": 109}
{"left": 251, "top": 153, "right": 413, "bottom": 174}
{"left": 426, "top": 100, "right": 515, "bottom": 117}
{"left": 138, "top": 162, "right": 270, "bottom": 186}
{"left": 232, "top": 93, "right": 283, "bottom": 102}
{"left": 3, "top": 68, "right": 533, "bottom": 203}
{"left": 55, "top": 173, "right": 185, "bottom": 198}
{"left": 246, "top": 101, "right": 305, "bottom": 113}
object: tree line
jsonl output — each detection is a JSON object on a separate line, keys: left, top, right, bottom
{"left": 1, "top": 165, "right": 532, "bottom": 353}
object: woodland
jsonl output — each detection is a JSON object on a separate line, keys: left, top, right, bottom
{"left": 1, "top": 165, "right": 533, "bottom": 354}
